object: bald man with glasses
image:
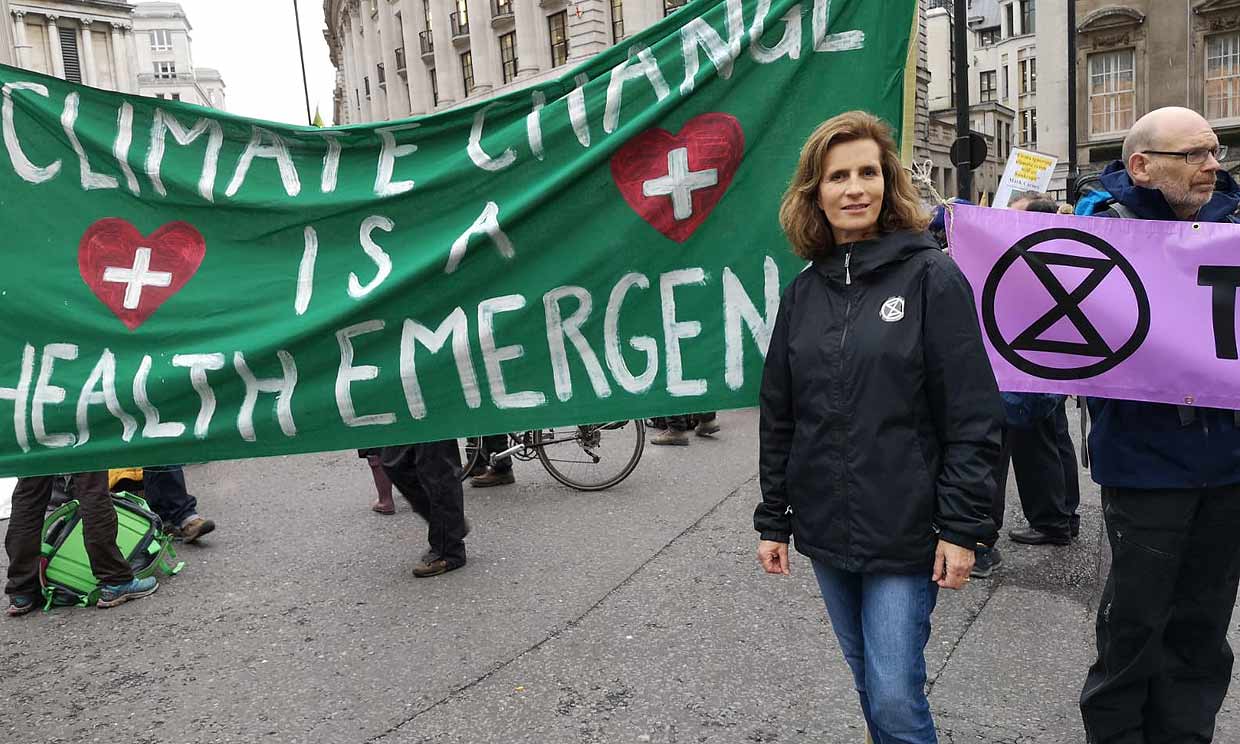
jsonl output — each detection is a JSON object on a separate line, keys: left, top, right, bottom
{"left": 1080, "top": 107, "right": 1240, "bottom": 743}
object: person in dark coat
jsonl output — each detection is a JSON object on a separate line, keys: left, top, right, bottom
{"left": 755, "top": 110, "right": 1002, "bottom": 744}
{"left": 1078, "top": 106, "right": 1240, "bottom": 743}
{"left": 380, "top": 441, "right": 468, "bottom": 578}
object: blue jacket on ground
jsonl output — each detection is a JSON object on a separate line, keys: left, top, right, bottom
{"left": 1085, "top": 162, "right": 1240, "bottom": 489}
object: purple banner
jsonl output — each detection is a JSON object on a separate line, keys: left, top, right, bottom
{"left": 950, "top": 204, "right": 1240, "bottom": 409}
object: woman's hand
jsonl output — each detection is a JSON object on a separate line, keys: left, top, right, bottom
{"left": 932, "top": 540, "right": 974, "bottom": 590}
{"left": 758, "top": 540, "right": 791, "bottom": 575}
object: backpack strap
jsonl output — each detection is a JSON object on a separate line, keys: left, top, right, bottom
{"left": 1102, "top": 201, "right": 1138, "bottom": 219}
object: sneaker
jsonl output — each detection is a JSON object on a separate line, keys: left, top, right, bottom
{"left": 97, "top": 576, "right": 158, "bottom": 608}
{"left": 6, "top": 595, "right": 37, "bottom": 617}
{"left": 695, "top": 420, "right": 721, "bottom": 437}
{"left": 971, "top": 545, "right": 1003, "bottom": 579}
{"left": 470, "top": 468, "right": 515, "bottom": 488}
{"left": 169, "top": 516, "right": 216, "bottom": 543}
{"left": 413, "top": 555, "right": 464, "bottom": 578}
{"left": 650, "top": 429, "right": 690, "bottom": 446}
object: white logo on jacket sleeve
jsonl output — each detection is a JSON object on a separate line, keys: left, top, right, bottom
{"left": 880, "top": 296, "right": 905, "bottom": 322}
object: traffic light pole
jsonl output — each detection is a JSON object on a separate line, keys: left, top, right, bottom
{"left": 954, "top": 0, "right": 972, "bottom": 202}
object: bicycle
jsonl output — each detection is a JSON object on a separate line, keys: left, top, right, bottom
{"left": 457, "top": 420, "right": 646, "bottom": 492}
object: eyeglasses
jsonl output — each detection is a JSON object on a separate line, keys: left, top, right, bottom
{"left": 1141, "top": 146, "right": 1228, "bottom": 165}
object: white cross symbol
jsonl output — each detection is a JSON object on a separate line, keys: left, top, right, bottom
{"left": 641, "top": 147, "right": 718, "bottom": 221}
{"left": 102, "top": 247, "right": 173, "bottom": 310}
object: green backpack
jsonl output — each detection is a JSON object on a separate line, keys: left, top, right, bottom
{"left": 39, "top": 491, "right": 184, "bottom": 610}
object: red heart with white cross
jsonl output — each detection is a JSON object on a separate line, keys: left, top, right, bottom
{"left": 78, "top": 218, "right": 206, "bottom": 331}
{"left": 610, "top": 113, "right": 745, "bottom": 243}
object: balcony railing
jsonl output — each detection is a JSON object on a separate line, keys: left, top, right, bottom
{"left": 394, "top": 47, "right": 406, "bottom": 72}
{"left": 450, "top": 11, "right": 470, "bottom": 38}
{"left": 419, "top": 30, "right": 434, "bottom": 56}
{"left": 491, "top": 0, "right": 513, "bottom": 20}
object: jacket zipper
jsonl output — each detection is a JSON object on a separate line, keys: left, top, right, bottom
{"left": 838, "top": 280, "right": 855, "bottom": 562}
{"left": 844, "top": 245, "right": 853, "bottom": 285}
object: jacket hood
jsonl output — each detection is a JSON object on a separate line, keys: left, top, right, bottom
{"left": 1099, "top": 161, "right": 1240, "bottom": 222}
{"left": 812, "top": 229, "right": 941, "bottom": 284}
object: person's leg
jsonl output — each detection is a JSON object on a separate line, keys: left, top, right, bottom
{"left": 1080, "top": 487, "right": 1198, "bottom": 744}
{"left": 695, "top": 411, "right": 720, "bottom": 436}
{"left": 411, "top": 440, "right": 467, "bottom": 573}
{"left": 1143, "top": 484, "right": 1240, "bottom": 743}
{"left": 652, "top": 415, "right": 691, "bottom": 446}
{"left": 5, "top": 476, "right": 56, "bottom": 605}
{"left": 471, "top": 434, "right": 515, "bottom": 487}
{"left": 142, "top": 466, "right": 197, "bottom": 527}
{"left": 811, "top": 560, "right": 880, "bottom": 742}
{"left": 1053, "top": 403, "right": 1081, "bottom": 536}
{"left": 860, "top": 573, "right": 939, "bottom": 744}
{"left": 362, "top": 452, "right": 395, "bottom": 514}
{"left": 72, "top": 471, "right": 134, "bottom": 586}
{"left": 1008, "top": 415, "right": 1072, "bottom": 540}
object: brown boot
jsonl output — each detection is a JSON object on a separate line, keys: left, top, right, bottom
{"left": 470, "top": 468, "right": 515, "bottom": 488}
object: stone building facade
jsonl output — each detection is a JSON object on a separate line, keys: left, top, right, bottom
{"left": 1074, "top": 0, "right": 1240, "bottom": 180}
{"left": 131, "top": 2, "right": 225, "bottom": 107}
{"left": 3, "top": 0, "right": 224, "bottom": 108}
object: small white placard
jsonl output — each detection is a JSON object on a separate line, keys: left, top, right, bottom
{"left": 993, "top": 148, "right": 1059, "bottom": 209}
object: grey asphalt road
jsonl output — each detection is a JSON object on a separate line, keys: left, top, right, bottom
{"left": 1, "top": 407, "right": 1238, "bottom": 743}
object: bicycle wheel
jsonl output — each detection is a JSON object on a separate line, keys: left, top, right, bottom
{"left": 534, "top": 420, "right": 645, "bottom": 491}
{"left": 457, "top": 436, "right": 483, "bottom": 482}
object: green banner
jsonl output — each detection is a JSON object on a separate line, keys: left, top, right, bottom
{"left": 0, "top": 0, "right": 915, "bottom": 477}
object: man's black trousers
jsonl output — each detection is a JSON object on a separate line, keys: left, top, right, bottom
{"left": 380, "top": 441, "right": 467, "bottom": 566}
{"left": 992, "top": 401, "right": 1080, "bottom": 540}
{"left": 1080, "top": 485, "right": 1240, "bottom": 743}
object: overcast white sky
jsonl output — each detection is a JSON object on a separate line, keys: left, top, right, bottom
{"left": 176, "top": 0, "right": 338, "bottom": 126}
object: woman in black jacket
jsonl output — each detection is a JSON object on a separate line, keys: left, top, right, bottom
{"left": 755, "top": 111, "right": 1001, "bottom": 743}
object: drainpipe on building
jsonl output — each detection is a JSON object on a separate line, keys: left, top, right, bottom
{"left": 953, "top": 0, "right": 972, "bottom": 201}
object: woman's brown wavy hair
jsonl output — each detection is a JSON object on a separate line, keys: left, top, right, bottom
{"left": 779, "top": 111, "right": 930, "bottom": 260}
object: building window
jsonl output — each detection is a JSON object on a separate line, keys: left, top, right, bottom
{"left": 1020, "top": 0, "right": 1035, "bottom": 35}
{"left": 377, "top": 62, "right": 386, "bottom": 87}
{"left": 364, "top": 75, "right": 371, "bottom": 98}
{"left": 461, "top": 51, "right": 475, "bottom": 95}
{"left": 980, "top": 70, "right": 997, "bottom": 102}
{"left": 499, "top": 31, "right": 517, "bottom": 83}
{"left": 395, "top": 47, "right": 407, "bottom": 72}
{"left": 1019, "top": 58, "right": 1036, "bottom": 95}
{"left": 452, "top": 0, "right": 469, "bottom": 36}
{"left": 59, "top": 28, "right": 82, "bottom": 84}
{"left": 154, "top": 61, "right": 176, "bottom": 79}
{"left": 1001, "top": 64, "right": 1009, "bottom": 100}
{"left": 978, "top": 27, "right": 999, "bottom": 47}
{"left": 548, "top": 11, "right": 568, "bottom": 67}
{"left": 1089, "top": 49, "right": 1135, "bottom": 135}
{"left": 171, "top": 92, "right": 181, "bottom": 101}
{"left": 1207, "top": 32, "right": 1240, "bottom": 120}
{"left": 1021, "top": 108, "right": 1037, "bottom": 147}
{"left": 150, "top": 29, "right": 173, "bottom": 51}
{"left": 423, "top": 0, "right": 433, "bottom": 32}
{"left": 664, "top": 0, "right": 689, "bottom": 16}
{"left": 493, "top": 0, "right": 513, "bottom": 18}
{"left": 611, "top": 0, "right": 624, "bottom": 41}
{"left": 1004, "top": 4, "right": 1014, "bottom": 37}
{"left": 430, "top": 68, "right": 439, "bottom": 105}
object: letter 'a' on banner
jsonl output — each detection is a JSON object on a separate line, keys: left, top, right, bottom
{"left": 950, "top": 204, "right": 1240, "bottom": 411}
{"left": 0, "top": 0, "right": 917, "bottom": 477}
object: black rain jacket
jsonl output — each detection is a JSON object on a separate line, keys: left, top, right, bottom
{"left": 755, "top": 230, "right": 1002, "bottom": 574}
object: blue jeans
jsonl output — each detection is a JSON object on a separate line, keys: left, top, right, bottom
{"left": 812, "top": 560, "right": 939, "bottom": 744}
